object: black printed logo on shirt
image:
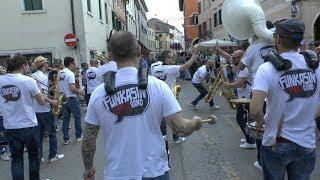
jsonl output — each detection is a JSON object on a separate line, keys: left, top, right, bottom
{"left": 86, "top": 72, "right": 96, "bottom": 80}
{"left": 59, "top": 72, "right": 66, "bottom": 81}
{"left": 0, "top": 85, "right": 21, "bottom": 103}
{"left": 278, "top": 69, "right": 317, "bottom": 102}
{"left": 154, "top": 71, "right": 167, "bottom": 81}
{"left": 260, "top": 46, "right": 276, "bottom": 59}
{"left": 102, "top": 84, "right": 149, "bottom": 124}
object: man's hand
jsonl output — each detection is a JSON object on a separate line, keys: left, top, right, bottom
{"left": 192, "top": 116, "right": 203, "bottom": 131}
{"left": 222, "top": 82, "right": 230, "bottom": 87}
{"left": 51, "top": 99, "right": 59, "bottom": 107}
{"left": 255, "top": 120, "right": 264, "bottom": 130}
{"left": 83, "top": 169, "right": 96, "bottom": 180}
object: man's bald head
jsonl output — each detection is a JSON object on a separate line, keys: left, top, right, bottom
{"left": 90, "top": 59, "right": 98, "bottom": 67}
{"left": 109, "top": 31, "right": 138, "bottom": 61}
{"left": 232, "top": 50, "right": 244, "bottom": 66}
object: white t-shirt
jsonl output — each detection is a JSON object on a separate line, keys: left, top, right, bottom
{"left": 0, "top": 73, "right": 40, "bottom": 129}
{"left": 236, "top": 68, "right": 252, "bottom": 99}
{"left": 59, "top": 68, "right": 76, "bottom": 98}
{"left": 86, "top": 67, "right": 100, "bottom": 94}
{"left": 96, "top": 61, "right": 118, "bottom": 84}
{"left": 85, "top": 67, "right": 181, "bottom": 180}
{"left": 32, "top": 70, "right": 51, "bottom": 113}
{"left": 241, "top": 42, "right": 276, "bottom": 81}
{"left": 253, "top": 52, "right": 320, "bottom": 148}
{"left": 150, "top": 61, "right": 162, "bottom": 74}
{"left": 152, "top": 64, "right": 180, "bottom": 89}
{"left": 192, "top": 65, "right": 208, "bottom": 84}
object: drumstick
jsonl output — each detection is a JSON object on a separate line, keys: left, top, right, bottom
{"left": 202, "top": 115, "right": 217, "bottom": 125}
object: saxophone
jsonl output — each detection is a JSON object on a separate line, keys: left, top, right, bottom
{"left": 52, "top": 72, "right": 68, "bottom": 117}
{"left": 204, "top": 68, "right": 237, "bottom": 109}
{"left": 173, "top": 83, "right": 181, "bottom": 99}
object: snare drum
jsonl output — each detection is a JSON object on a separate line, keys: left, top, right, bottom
{"left": 246, "top": 121, "right": 265, "bottom": 139}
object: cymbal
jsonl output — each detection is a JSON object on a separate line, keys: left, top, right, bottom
{"left": 230, "top": 98, "right": 251, "bottom": 103}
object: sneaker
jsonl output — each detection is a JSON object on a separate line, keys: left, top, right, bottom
{"left": 41, "top": 158, "right": 45, "bottom": 163}
{"left": 163, "top": 135, "right": 168, "bottom": 142}
{"left": 0, "top": 153, "right": 11, "bottom": 161}
{"left": 240, "top": 139, "right": 247, "bottom": 143}
{"left": 189, "top": 103, "right": 197, "bottom": 110}
{"left": 63, "top": 140, "right": 69, "bottom": 145}
{"left": 211, "top": 105, "right": 220, "bottom": 110}
{"left": 76, "top": 135, "right": 84, "bottom": 142}
{"left": 254, "top": 161, "right": 262, "bottom": 172}
{"left": 239, "top": 142, "right": 256, "bottom": 149}
{"left": 173, "top": 137, "right": 186, "bottom": 144}
{"left": 49, "top": 154, "right": 64, "bottom": 163}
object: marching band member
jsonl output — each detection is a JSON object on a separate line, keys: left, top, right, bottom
{"left": 32, "top": 56, "right": 64, "bottom": 163}
{"left": 81, "top": 31, "right": 212, "bottom": 180}
{"left": 85, "top": 59, "right": 100, "bottom": 104}
{"left": 152, "top": 49, "right": 198, "bottom": 143}
{"left": 190, "top": 60, "right": 220, "bottom": 110}
{"left": 250, "top": 18, "right": 319, "bottom": 179}
{"left": 59, "top": 57, "right": 84, "bottom": 145}
{"left": 0, "top": 55, "right": 46, "bottom": 179}
{"left": 238, "top": 21, "right": 276, "bottom": 171}
{"left": 216, "top": 48, "right": 257, "bottom": 149}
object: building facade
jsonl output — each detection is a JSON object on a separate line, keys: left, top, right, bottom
{"left": 179, "top": 0, "right": 199, "bottom": 49}
{"left": 113, "top": 0, "right": 127, "bottom": 31}
{"left": 147, "top": 26, "right": 159, "bottom": 60}
{"left": 197, "top": 0, "right": 320, "bottom": 45}
{"left": 0, "top": 0, "right": 114, "bottom": 66}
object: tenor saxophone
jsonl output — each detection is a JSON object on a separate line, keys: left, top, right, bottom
{"left": 219, "top": 72, "right": 237, "bottom": 109}
{"left": 204, "top": 70, "right": 222, "bottom": 103}
{"left": 52, "top": 74, "right": 68, "bottom": 117}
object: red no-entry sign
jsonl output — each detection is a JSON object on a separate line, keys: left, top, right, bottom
{"left": 64, "top": 33, "right": 77, "bottom": 47}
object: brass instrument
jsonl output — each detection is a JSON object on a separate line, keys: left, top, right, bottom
{"left": 173, "top": 84, "right": 181, "bottom": 99}
{"left": 204, "top": 68, "right": 237, "bottom": 109}
{"left": 52, "top": 71, "right": 68, "bottom": 117}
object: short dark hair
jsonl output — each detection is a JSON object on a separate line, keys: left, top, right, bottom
{"left": 7, "top": 55, "right": 28, "bottom": 73}
{"left": 266, "top": 20, "right": 274, "bottom": 29}
{"left": 279, "top": 35, "right": 301, "bottom": 50}
{"left": 64, "top": 57, "right": 75, "bottom": 67}
{"left": 109, "top": 31, "right": 138, "bottom": 61}
{"left": 159, "top": 51, "right": 172, "bottom": 62}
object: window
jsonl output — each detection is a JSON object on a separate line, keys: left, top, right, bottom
{"left": 24, "top": 0, "right": 43, "bottom": 11}
{"left": 219, "top": 9, "right": 222, "bottom": 25}
{"left": 87, "top": 0, "right": 91, "bottom": 13}
{"left": 198, "top": 2, "right": 201, "bottom": 13}
{"left": 214, "top": 13, "right": 218, "bottom": 27}
{"left": 105, "top": 3, "right": 110, "bottom": 25}
{"left": 99, "top": 0, "right": 102, "bottom": 20}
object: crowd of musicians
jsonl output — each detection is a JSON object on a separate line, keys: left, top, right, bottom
{"left": 0, "top": 17, "right": 320, "bottom": 180}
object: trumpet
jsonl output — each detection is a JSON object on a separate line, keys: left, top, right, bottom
{"left": 173, "top": 84, "right": 181, "bottom": 99}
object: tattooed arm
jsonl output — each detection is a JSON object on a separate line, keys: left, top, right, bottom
{"left": 82, "top": 122, "right": 100, "bottom": 178}
{"left": 164, "top": 112, "right": 203, "bottom": 137}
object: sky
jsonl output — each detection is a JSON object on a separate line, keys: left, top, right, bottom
{"left": 145, "top": 0, "right": 184, "bottom": 33}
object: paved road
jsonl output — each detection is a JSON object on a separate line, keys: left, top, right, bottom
{"left": 0, "top": 80, "right": 319, "bottom": 180}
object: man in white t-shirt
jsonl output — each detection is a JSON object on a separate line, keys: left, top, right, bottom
{"left": 152, "top": 49, "right": 198, "bottom": 144}
{"left": 250, "top": 18, "right": 319, "bottom": 179}
{"left": 81, "top": 31, "right": 212, "bottom": 180}
{"left": 96, "top": 59, "right": 117, "bottom": 85}
{"left": 0, "top": 55, "right": 47, "bottom": 180}
{"left": 85, "top": 59, "right": 99, "bottom": 104}
{"left": 59, "top": 57, "right": 85, "bottom": 145}
{"left": 32, "top": 56, "right": 64, "bottom": 163}
{"left": 190, "top": 60, "right": 220, "bottom": 110}
{"left": 220, "top": 50, "right": 256, "bottom": 149}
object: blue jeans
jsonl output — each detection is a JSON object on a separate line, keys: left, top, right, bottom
{"left": 62, "top": 97, "right": 82, "bottom": 141}
{"left": 142, "top": 171, "right": 170, "bottom": 180}
{"left": 236, "top": 104, "right": 255, "bottom": 144}
{"left": 6, "top": 126, "right": 40, "bottom": 180}
{"left": 36, "top": 111, "right": 57, "bottom": 159}
{"left": 191, "top": 83, "right": 214, "bottom": 107}
{"left": 261, "top": 143, "right": 316, "bottom": 180}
